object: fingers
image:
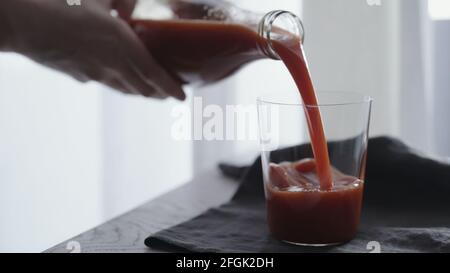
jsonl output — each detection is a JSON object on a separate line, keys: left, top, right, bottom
{"left": 107, "top": 79, "right": 135, "bottom": 95}
{"left": 112, "top": 0, "right": 137, "bottom": 20}
{"left": 115, "top": 21, "right": 186, "bottom": 100}
{"left": 77, "top": 56, "right": 167, "bottom": 99}
{"left": 105, "top": 77, "right": 167, "bottom": 99}
{"left": 126, "top": 56, "right": 186, "bottom": 100}
{"left": 120, "top": 64, "right": 169, "bottom": 99}
{"left": 84, "top": 3, "right": 185, "bottom": 100}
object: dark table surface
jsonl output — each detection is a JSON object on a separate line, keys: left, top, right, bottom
{"left": 45, "top": 169, "right": 239, "bottom": 253}
{"left": 45, "top": 167, "right": 450, "bottom": 253}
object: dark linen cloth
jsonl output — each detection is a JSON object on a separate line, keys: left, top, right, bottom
{"left": 145, "top": 137, "right": 450, "bottom": 253}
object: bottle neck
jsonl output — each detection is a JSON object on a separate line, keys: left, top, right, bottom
{"left": 257, "top": 10, "right": 305, "bottom": 60}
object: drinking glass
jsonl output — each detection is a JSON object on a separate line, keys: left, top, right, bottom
{"left": 257, "top": 91, "right": 372, "bottom": 246}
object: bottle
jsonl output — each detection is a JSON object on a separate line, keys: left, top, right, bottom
{"left": 129, "top": 0, "right": 304, "bottom": 85}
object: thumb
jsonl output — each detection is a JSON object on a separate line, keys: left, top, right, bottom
{"left": 113, "top": 0, "right": 137, "bottom": 20}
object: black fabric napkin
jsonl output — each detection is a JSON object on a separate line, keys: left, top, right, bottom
{"left": 145, "top": 137, "right": 450, "bottom": 252}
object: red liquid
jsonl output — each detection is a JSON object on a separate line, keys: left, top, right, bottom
{"left": 131, "top": 20, "right": 266, "bottom": 84}
{"left": 271, "top": 39, "right": 333, "bottom": 190}
{"left": 267, "top": 160, "right": 363, "bottom": 244}
{"left": 131, "top": 19, "right": 363, "bottom": 244}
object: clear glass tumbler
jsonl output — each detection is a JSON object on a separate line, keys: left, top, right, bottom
{"left": 257, "top": 91, "right": 372, "bottom": 246}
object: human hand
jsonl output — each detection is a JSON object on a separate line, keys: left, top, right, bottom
{"left": 2, "top": 0, "right": 185, "bottom": 100}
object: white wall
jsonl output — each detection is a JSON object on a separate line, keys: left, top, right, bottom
{"left": 0, "top": 53, "right": 192, "bottom": 252}
{"left": 431, "top": 20, "right": 450, "bottom": 157}
{"left": 398, "top": 0, "right": 433, "bottom": 153}
{"left": 302, "top": 0, "right": 402, "bottom": 138}
{"left": 101, "top": 89, "right": 192, "bottom": 220}
{"left": 0, "top": 54, "right": 102, "bottom": 252}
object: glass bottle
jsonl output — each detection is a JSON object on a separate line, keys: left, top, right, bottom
{"left": 130, "top": 0, "right": 304, "bottom": 85}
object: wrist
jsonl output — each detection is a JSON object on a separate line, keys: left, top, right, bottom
{"left": 0, "top": 1, "right": 15, "bottom": 51}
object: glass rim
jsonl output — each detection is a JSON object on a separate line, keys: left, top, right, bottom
{"left": 257, "top": 91, "right": 373, "bottom": 108}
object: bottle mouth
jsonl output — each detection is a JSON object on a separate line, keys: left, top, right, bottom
{"left": 258, "top": 10, "right": 305, "bottom": 60}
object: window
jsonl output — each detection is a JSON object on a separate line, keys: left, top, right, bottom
{"left": 428, "top": 0, "right": 450, "bottom": 20}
